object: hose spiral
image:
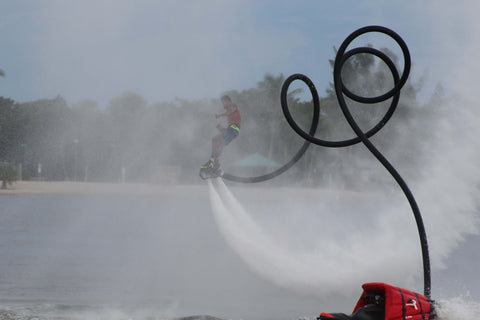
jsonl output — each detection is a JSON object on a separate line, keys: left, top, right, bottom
{"left": 223, "top": 25, "right": 431, "bottom": 299}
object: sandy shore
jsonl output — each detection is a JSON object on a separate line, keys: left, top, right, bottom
{"left": 0, "top": 180, "right": 384, "bottom": 203}
{"left": 0, "top": 180, "right": 208, "bottom": 196}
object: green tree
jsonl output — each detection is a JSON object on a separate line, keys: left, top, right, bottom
{"left": 70, "top": 99, "right": 105, "bottom": 181}
{"left": 0, "top": 161, "right": 18, "bottom": 189}
{"left": 107, "top": 92, "right": 150, "bottom": 181}
{"left": 0, "top": 97, "right": 19, "bottom": 162}
{"left": 16, "top": 96, "right": 71, "bottom": 180}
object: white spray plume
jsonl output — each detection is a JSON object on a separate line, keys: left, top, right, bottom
{"left": 206, "top": 1, "right": 480, "bottom": 300}
{"left": 209, "top": 179, "right": 427, "bottom": 297}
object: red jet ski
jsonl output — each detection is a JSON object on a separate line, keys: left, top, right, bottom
{"left": 319, "top": 283, "right": 434, "bottom": 320}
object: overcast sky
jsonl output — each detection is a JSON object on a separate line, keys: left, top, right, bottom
{"left": 1, "top": 1, "right": 478, "bottom": 108}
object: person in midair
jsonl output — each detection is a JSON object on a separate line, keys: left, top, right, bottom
{"left": 201, "top": 95, "right": 241, "bottom": 171}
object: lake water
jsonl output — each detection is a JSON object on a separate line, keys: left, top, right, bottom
{"left": 0, "top": 185, "right": 479, "bottom": 320}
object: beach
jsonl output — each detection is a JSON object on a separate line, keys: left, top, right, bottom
{"left": 0, "top": 180, "right": 208, "bottom": 197}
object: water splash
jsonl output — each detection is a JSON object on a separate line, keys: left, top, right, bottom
{"left": 436, "top": 296, "right": 480, "bottom": 320}
{"left": 210, "top": 179, "right": 409, "bottom": 296}
{"left": 208, "top": 174, "right": 478, "bottom": 302}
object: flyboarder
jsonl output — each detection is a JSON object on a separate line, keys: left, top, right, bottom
{"left": 200, "top": 95, "right": 241, "bottom": 179}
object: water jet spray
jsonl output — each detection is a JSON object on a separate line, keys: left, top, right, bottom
{"left": 210, "top": 25, "right": 436, "bottom": 320}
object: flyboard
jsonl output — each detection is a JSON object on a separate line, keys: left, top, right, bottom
{"left": 201, "top": 25, "right": 436, "bottom": 320}
{"left": 199, "top": 162, "right": 224, "bottom": 180}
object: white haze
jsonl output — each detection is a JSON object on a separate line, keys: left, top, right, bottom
{"left": 2, "top": 1, "right": 480, "bottom": 319}
{"left": 204, "top": 2, "right": 480, "bottom": 317}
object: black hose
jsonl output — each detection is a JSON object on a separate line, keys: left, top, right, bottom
{"left": 281, "top": 25, "right": 431, "bottom": 299}
{"left": 281, "top": 46, "right": 400, "bottom": 148}
{"left": 223, "top": 25, "right": 432, "bottom": 300}
{"left": 332, "top": 25, "right": 431, "bottom": 300}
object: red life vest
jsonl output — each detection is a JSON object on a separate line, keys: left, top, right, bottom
{"left": 228, "top": 106, "right": 241, "bottom": 128}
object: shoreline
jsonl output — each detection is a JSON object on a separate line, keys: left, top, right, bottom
{"left": 0, "top": 180, "right": 208, "bottom": 196}
{"left": 0, "top": 180, "right": 386, "bottom": 201}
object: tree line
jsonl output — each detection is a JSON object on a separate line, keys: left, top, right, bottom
{"left": 0, "top": 50, "right": 444, "bottom": 187}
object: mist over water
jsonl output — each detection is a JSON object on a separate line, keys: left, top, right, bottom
{"left": 208, "top": 148, "right": 480, "bottom": 319}
{"left": 205, "top": 9, "right": 480, "bottom": 320}
{"left": 207, "top": 58, "right": 480, "bottom": 317}
{"left": 207, "top": 178, "right": 475, "bottom": 297}
{"left": 3, "top": 2, "right": 480, "bottom": 320}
